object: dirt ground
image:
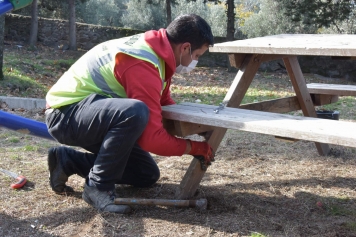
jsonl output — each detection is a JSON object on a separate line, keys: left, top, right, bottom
{"left": 1, "top": 44, "right": 356, "bottom": 237}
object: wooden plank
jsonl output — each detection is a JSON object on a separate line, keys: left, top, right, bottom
{"left": 174, "top": 121, "right": 215, "bottom": 137}
{"left": 261, "top": 54, "right": 289, "bottom": 62}
{"left": 224, "top": 54, "right": 264, "bottom": 104}
{"left": 175, "top": 54, "right": 263, "bottom": 199}
{"left": 283, "top": 58, "right": 318, "bottom": 115}
{"left": 275, "top": 136, "right": 299, "bottom": 142}
{"left": 228, "top": 54, "right": 288, "bottom": 68}
{"left": 172, "top": 121, "right": 189, "bottom": 137}
{"left": 162, "top": 103, "right": 356, "bottom": 148}
{"left": 311, "top": 94, "right": 339, "bottom": 106}
{"left": 239, "top": 89, "right": 338, "bottom": 111}
{"left": 331, "top": 56, "right": 356, "bottom": 60}
{"left": 228, "top": 54, "right": 247, "bottom": 68}
{"left": 239, "top": 96, "right": 300, "bottom": 113}
{"left": 163, "top": 119, "right": 214, "bottom": 137}
{"left": 162, "top": 119, "right": 176, "bottom": 135}
{"left": 209, "top": 34, "right": 356, "bottom": 57}
{"left": 164, "top": 94, "right": 336, "bottom": 142}
{"left": 307, "top": 83, "right": 356, "bottom": 96}
{"left": 164, "top": 96, "right": 336, "bottom": 134}
{"left": 283, "top": 57, "right": 330, "bottom": 155}
{"left": 239, "top": 95, "right": 336, "bottom": 112}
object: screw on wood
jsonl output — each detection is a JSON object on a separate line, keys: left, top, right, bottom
{"left": 214, "top": 103, "right": 226, "bottom": 114}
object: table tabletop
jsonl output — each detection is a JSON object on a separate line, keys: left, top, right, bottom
{"left": 209, "top": 34, "right": 356, "bottom": 57}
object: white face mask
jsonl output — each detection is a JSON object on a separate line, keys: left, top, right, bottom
{"left": 175, "top": 47, "right": 198, "bottom": 74}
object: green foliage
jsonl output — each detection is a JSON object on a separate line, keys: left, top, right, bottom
{"left": 27, "top": 0, "right": 66, "bottom": 19}
{"left": 8, "top": 137, "right": 20, "bottom": 143}
{"left": 241, "top": 0, "right": 318, "bottom": 38}
{"left": 319, "top": 3, "right": 356, "bottom": 34}
{"left": 76, "top": 0, "right": 125, "bottom": 27}
{"left": 241, "top": 0, "right": 260, "bottom": 13}
{"left": 251, "top": 233, "right": 266, "bottom": 237}
{"left": 173, "top": 0, "right": 227, "bottom": 36}
{"left": 206, "top": 3, "right": 227, "bottom": 37}
{"left": 241, "top": 0, "right": 356, "bottom": 37}
{"left": 13, "top": 0, "right": 89, "bottom": 19}
{"left": 122, "top": 0, "right": 166, "bottom": 30}
{"left": 0, "top": 15, "right": 4, "bottom": 80}
{"left": 344, "top": 222, "right": 356, "bottom": 231}
{"left": 9, "top": 0, "right": 356, "bottom": 39}
{"left": 235, "top": 0, "right": 260, "bottom": 38}
{"left": 121, "top": 0, "right": 227, "bottom": 36}
{"left": 241, "top": 0, "right": 294, "bottom": 37}
{"left": 328, "top": 204, "right": 356, "bottom": 216}
{"left": 0, "top": 68, "right": 46, "bottom": 97}
{"left": 1, "top": 48, "right": 77, "bottom": 98}
{"left": 275, "top": 0, "right": 354, "bottom": 33}
{"left": 23, "top": 145, "right": 39, "bottom": 151}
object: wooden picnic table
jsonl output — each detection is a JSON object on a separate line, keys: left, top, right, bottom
{"left": 163, "top": 34, "right": 356, "bottom": 199}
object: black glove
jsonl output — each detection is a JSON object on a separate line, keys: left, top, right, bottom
{"left": 194, "top": 155, "right": 211, "bottom": 171}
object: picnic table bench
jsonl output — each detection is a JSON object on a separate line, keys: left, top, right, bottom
{"left": 162, "top": 34, "right": 356, "bottom": 199}
{"left": 307, "top": 83, "right": 356, "bottom": 96}
{"left": 162, "top": 102, "right": 356, "bottom": 147}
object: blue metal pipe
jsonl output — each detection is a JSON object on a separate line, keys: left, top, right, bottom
{"left": 0, "top": 0, "right": 13, "bottom": 15}
{"left": 0, "top": 110, "right": 54, "bottom": 140}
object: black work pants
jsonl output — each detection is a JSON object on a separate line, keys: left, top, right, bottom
{"left": 46, "top": 94, "right": 160, "bottom": 191}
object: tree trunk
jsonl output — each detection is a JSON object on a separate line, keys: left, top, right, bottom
{"left": 226, "top": 0, "right": 235, "bottom": 41}
{"left": 166, "top": 0, "right": 172, "bottom": 26}
{"left": 68, "top": 0, "right": 76, "bottom": 50}
{"left": 0, "top": 15, "right": 5, "bottom": 80}
{"left": 225, "top": 0, "right": 235, "bottom": 71}
{"left": 29, "top": 0, "right": 38, "bottom": 46}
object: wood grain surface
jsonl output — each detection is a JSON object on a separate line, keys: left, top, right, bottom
{"left": 210, "top": 34, "right": 356, "bottom": 57}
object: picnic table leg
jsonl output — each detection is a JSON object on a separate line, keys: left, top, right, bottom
{"left": 175, "top": 54, "right": 263, "bottom": 199}
{"left": 283, "top": 56, "right": 330, "bottom": 156}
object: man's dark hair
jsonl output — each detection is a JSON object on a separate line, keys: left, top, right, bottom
{"left": 166, "top": 14, "right": 214, "bottom": 51}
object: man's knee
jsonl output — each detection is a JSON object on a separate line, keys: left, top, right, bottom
{"left": 127, "top": 100, "right": 149, "bottom": 128}
{"left": 148, "top": 168, "right": 160, "bottom": 186}
{"left": 136, "top": 167, "right": 160, "bottom": 188}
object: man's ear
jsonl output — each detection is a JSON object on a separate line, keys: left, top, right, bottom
{"left": 180, "top": 42, "right": 191, "bottom": 54}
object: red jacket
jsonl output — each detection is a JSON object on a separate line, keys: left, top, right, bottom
{"left": 114, "top": 29, "right": 187, "bottom": 156}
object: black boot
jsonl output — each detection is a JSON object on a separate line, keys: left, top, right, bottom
{"left": 48, "top": 146, "right": 97, "bottom": 193}
{"left": 82, "top": 181, "right": 131, "bottom": 213}
{"left": 48, "top": 147, "right": 74, "bottom": 193}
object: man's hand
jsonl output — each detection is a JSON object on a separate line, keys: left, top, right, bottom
{"left": 187, "top": 140, "right": 215, "bottom": 171}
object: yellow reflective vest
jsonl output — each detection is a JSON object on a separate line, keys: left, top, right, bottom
{"left": 46, "top": 34, "right": 166, "bottom": 108}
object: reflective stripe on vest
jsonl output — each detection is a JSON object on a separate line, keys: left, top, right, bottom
{"left": 87, "top": 52, "right": 118, "bottom": 98}
{"left": 87, "top": 34, "right": 166, "bottom": 98}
